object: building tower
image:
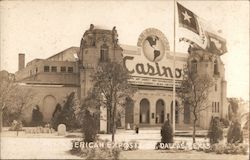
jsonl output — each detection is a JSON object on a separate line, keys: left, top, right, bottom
{"left": 187, "top": 48, "right": 228, "bottom": 129}
{"left": 78, "top": 24, "right": 123, "bottom": 102}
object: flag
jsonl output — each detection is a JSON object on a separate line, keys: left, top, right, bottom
{"left": 177, "top": 2, "right": 207, "bottom": 50}
{"left": 177, "top": 2, "right": 227, "bottom": 55}
{"left": 206, "top": 31, "right": 227, "bottom": 55}
{"left": 177, "top": 2, "right": 200, "bottom": 35}
{"left": 179, "top": 37, "right": 202, "bottom": 49}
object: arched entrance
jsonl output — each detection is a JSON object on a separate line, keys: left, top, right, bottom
{"left": 42, "top": 95, "right": 57, "bottom": 122}
{"left": 125, "top": 97, "right": 134, "bottom": 128}
{"left": 156, "top": 99, "right": 165, "bottom": 124}
{"left": 171, "top": 101, "right": 179, "bottom": 124}
{"left": 140, "top": 98, "right": 150, "bottom": 124}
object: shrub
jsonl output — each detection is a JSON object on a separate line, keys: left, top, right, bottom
{"left": 84, "top": 147, "right": 120, "bottom": 160}
{"left": 208, "top": 117, "right": 223, "bottom": 144}
{"left": 70, "top": 142, "right": 121, "bottom": 160}
{"left": 8, "top": 120, "right": 23, "bottom": 131}
{"left": 51, "top": 103, "right": 62, "bottom": 130}
{"left": 60, "top": 92, "right": 79, "bottom": 130}
{"left": 206, "top": 143, "right": 249, "bottom": 155}
{"left": 161, "top": 120, "right": 173, "bottom": 143}
{"left": 51, "top": 92, "right": 80, "bottom": 131}
{"left": 220, "top": 118, "right": 230, "bottom": 128}
{"left": 82, "top": 109, "right": 97, "bottom": 142}
{"left": 227, "top": 121, "right": 243, "bottom": 143}
{"left": 214, "top": 144, "right": 224, "bottom": 154}
{"left": 31, "top": 105, "right": 43, "bottom": 127}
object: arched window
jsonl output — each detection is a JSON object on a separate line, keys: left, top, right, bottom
{"left": 214, "top": 59, "right": 219, "bottom": 75}
{"left": 100, "top": 44, "right": 109, "bottom": 62}
{"left": 191, "top": 59, "right": 197, "bottom": 73}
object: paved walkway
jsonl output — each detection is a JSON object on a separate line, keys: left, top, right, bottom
{"left": 0, "top": 137, "right": 82, "bottom": 159}
{"left": 120, "top": 149, "right": 249, "bottom": 160}
{"left": 0, "top": 128, "right": 249, "bottom": 159}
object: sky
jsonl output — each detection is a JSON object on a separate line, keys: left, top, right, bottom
{"left": 0, "top": 0, "right": 249, "bottom": 100}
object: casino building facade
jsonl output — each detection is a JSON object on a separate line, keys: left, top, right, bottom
{"left": 15, "top": 25, "right": 228, "bottom": 130}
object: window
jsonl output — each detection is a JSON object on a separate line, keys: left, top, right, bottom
{"left": 215, "top": 83, "right": 217, "bottom": 91}
{"left": 212, "top": 102, "right": 214, "bottom": 112}
{"left": 214, "top": 60, "right": 219, "bottom": 75}
{"left": 44, "top": 66, "right": 50, "bottom": 72}
{"left": 51, "top": 66, "right": 57, "bottom": 72}
{"left": 215, "top": 102, "right": 217, "bottom": 113}
{"left": 217, "top": 102, "right": 220, "bottom": 112}
{"left": 68, "top": 67, "right": 73, "bottom": 73}
{"left": 191, "top": 59, "right": 197, "bottom": 73}
{"left": 60, "top": 66, "right": 66, "bottom": 72}
{"left": 212, "top": 102, "right": 220, "bottom": 113}
{"left": 100, "top": 44, "right": 109, "bottom": 62}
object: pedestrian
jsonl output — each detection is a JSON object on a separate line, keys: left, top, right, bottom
{"left": 135, "top": 124, "right": 139, "bottom": 134}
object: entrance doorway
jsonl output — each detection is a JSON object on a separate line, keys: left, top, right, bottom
{"left": 156, "top": 99, "right": 165, "bottom": 123}
{"left": 140, "top": 98, "right": 150, "bottom": 124}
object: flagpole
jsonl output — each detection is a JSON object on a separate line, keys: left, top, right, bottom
{"left": 172, "top": 0, "right": 176, "bottom": 135}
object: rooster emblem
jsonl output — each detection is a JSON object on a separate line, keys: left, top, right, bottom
{"left": 146, "top": 36, "right": 161, "bottom": 61}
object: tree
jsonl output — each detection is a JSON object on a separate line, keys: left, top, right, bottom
{"left": 228, "top": 98, "right": 249, "bottom": 127}
{"left": 161, "top": 120, "right": 173, "bottom": 144}
{"left": 51, "top": 103, "right": 62, "bottom": 130}
{"left": 208, "top": 117, "right": 223, "bottom": 144}
{"left": 1, "top": 82, "right": 37, "bottom": 128}
{"left": 82, "top": 108, "right": 97, "bottom": 142}
{"left": 227, "top": 120, "right": 243, "bottom": 143}
{"left": 86, "top": 61, "right": 136, "bottom": 142}
{"left": 31, "top": 105, "right": 43, "bottom": 126}
{"left": 10, "top": 87, "right": 36, "bottom": 123}
{"left": 52, "top": 92, "right": 80, "bottom": 131}
{"left": 177, "top": 66, "right": 214, "bottom": 143}
{"left": 0, "top": 74, "right": 17, "bottom": 131}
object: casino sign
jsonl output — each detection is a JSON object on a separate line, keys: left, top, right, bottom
{"left": 123, "top": 28, "right": 185, "bottom": 87}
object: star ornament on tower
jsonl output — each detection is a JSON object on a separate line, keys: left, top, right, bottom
{"left": 182, "top": 11, "right": 192, "bottom": 23}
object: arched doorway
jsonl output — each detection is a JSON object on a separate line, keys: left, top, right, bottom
{"left": 42, "top": 95, "right": 57, "bottom": 122}
{"left": 125, "top": 97, "right": 134, "bottom": 128}
{"left": 171, "top": 101, "right": 179, "bottom": 124}
{"left": 140, "top": 98, "right": 150, "bottom": 124}
{"left": 156, "top": 99, "right": 165, "bottom": 124}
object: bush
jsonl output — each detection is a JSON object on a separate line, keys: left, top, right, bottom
{"left": 208, "top": 117, "right": 223, "bottom": 144}
{"left": 205, "top": 143, "right": 249, "bottom": 155}
{"left": 227, "top": 121, "right": 243, "bottom": 143}
{"left": 220, "top": 118, "right": 230, "bottom": 128}
{"left": 70, "top": 141, "right": 121, "bottom": 160}
{"left": 82, "top": 147, "right": 120, "bottom": 160}
{"left": 161, "top": 120, "right": 173, "bottom": 143}
{"left": 8, "top": 120, "right": 23, "bottom": 131}
{"left": 82, "top": 109, "right": 97, "bottom": 142}
{"left": 51, "top": 103, "right": 62, "bottom": 130}
{"left": 51, "top": 92, "right": 79, "bottom": 131}
{"left": 31, "top": 105, "right": 43, "bottom": 127}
